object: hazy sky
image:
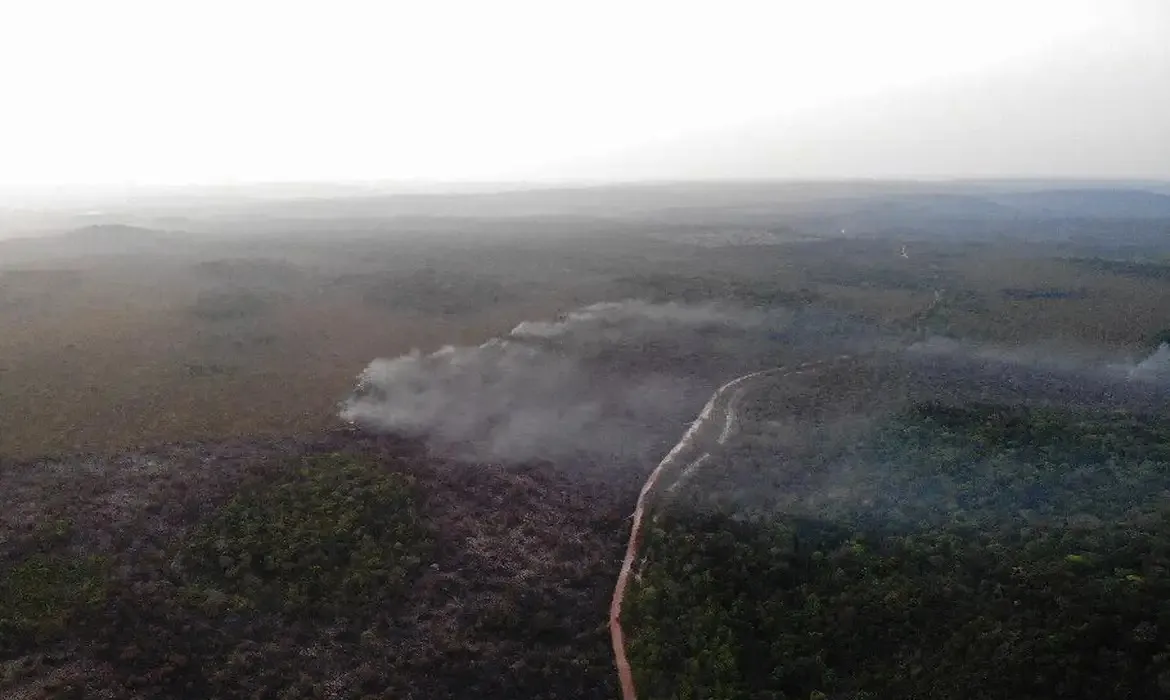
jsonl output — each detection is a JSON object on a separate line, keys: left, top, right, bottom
{"left": 0, "top": 0, "right": 1166, "bottom": 186}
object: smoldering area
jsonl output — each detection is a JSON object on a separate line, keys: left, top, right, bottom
{"left": 340, "top": 299, "right": 877, "bottom": 470}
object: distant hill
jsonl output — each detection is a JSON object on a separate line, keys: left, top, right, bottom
{"left": 61, "top": 223, "right": 173, "bottom": 243}
{"left": 0, "top": 223, "right": 188, "bottom": 265}
{"left": 846, "top": 193, "right": 1017, "bottom": 220}
{"left": 836, "top": 188, "right": 1170, "bottom": 222}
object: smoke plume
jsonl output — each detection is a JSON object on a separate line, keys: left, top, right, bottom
{"left": 1124, "top": 343, "right": 1170, "bottom": 381}
{"left": 907, "top": 335, "right": 1170, "bottom": 402}
{"left": 341, "top": 300, "right": 817, "bottom": 466}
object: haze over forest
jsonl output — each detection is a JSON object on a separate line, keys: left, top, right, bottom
{"left": 7, "top": 2, "right": 1170, "bottom": 699}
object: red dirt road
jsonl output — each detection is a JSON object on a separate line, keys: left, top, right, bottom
{"left": 608, "top": 357, "right": 850, "bottom": 700}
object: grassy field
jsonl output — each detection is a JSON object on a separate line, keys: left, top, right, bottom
{"left": 0, "top": 251, "right": 585, "bottom": 459}
{"left": 4, "top": 224, "right": 1169, "bottom": 460}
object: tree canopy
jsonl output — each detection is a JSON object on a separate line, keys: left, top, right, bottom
{"left": 625, "top": 402, "right": 1170, "bottom": 699}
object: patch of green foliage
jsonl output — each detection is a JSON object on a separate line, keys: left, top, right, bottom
{"left": 182, "top": 453, "right": 431, "bottom": 614}
{"left": 0, "top": 553, "right": 108, "bottom": 651}
{"left": 840, "top": 402, "right": 1170, "bottom": 532}
{"left": 808, "top": 266, "right": 938, "bottom": 292}
{"left": 359, "top": 268, "right": 518, "bottom": 315}
{"left": 188, "top": 290, "right": 271, "bottom": 321}
{"left": 0, "top": 517, "right": 107, "bottom": 653}
{"left": 614, "top": 273, "right": 819, "bottom": 307}
{"left": 1069, "top": 256, "right": 1170, "bottom": 281}
{"left": 625, "top": 402, "right": 1170, "bottom": 699}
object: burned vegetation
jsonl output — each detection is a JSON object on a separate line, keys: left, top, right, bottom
{"left": 0, "top": 433, "right": 627, "bottom": 699}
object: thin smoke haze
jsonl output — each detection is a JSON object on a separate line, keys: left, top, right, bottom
{"left": 341, "top": 300, "right": 802, "bottom": 466}
{"left": 342, "top": 303, "right": 1170, "bottom": 468}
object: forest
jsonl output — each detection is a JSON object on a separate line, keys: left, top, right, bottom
{"left": 5, "top": 182, "right": 1170, "bottom": 696}
{"left": 0, "top": 444, "right": 624, "bottom": 698}
{"left": 624, "top": 402, "right": 1170, "bottom": 699}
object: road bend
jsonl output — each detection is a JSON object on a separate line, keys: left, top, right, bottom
{"left": 609, "top": 355, "right": 852, "bottom": 700}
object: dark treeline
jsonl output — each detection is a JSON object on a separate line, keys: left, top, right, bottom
{"left": 625, "top": 402, "right": 1170, "bottom": 699}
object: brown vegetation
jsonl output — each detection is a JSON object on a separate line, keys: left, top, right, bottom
{"left": 0, "top": 431, "right": 628, "bottom": 699}
{"left": 3, "top": 231, "right": 1169, "bottom": 460}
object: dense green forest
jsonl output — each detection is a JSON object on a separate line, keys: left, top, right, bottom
{"left": 624, "top": 402, "right": 1170, "bottom": 699}
{"left": 0, "top": 454, "right": 433, "bottom": 697}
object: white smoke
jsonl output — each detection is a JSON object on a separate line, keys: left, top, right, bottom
{"left": 909, "top": 336, "right": 1170, "bottom": 381}
{"left": 1123, "top": 343, "right": 1170, "bottom": 381}
{"left": 341, "top": 300, "right": 802, "bottom": 466}
{"left": 904, "top": 335, "right": 1170, "bottom": 414}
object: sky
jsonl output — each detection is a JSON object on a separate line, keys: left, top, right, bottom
{"left": 0, "top": 0, "right": 1167, "bottom": 187}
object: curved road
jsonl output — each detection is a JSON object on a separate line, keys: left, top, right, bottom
{"left": 609, "top": 355, "right": 852, "bottom": 700}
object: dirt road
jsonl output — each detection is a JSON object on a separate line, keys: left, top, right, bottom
{"left": 608, "top": 356, "right": 851, "bottom": 700}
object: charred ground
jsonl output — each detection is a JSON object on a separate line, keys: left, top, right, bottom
{"left": 0, "top": 431, "right": 629, "bottom": 699}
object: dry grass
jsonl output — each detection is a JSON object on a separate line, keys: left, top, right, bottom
{"left": 0, "top": 258, "right": 581, "bottom": 460}
{"left": 3, "top": 235, "right": 1168, "bottom": 460}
